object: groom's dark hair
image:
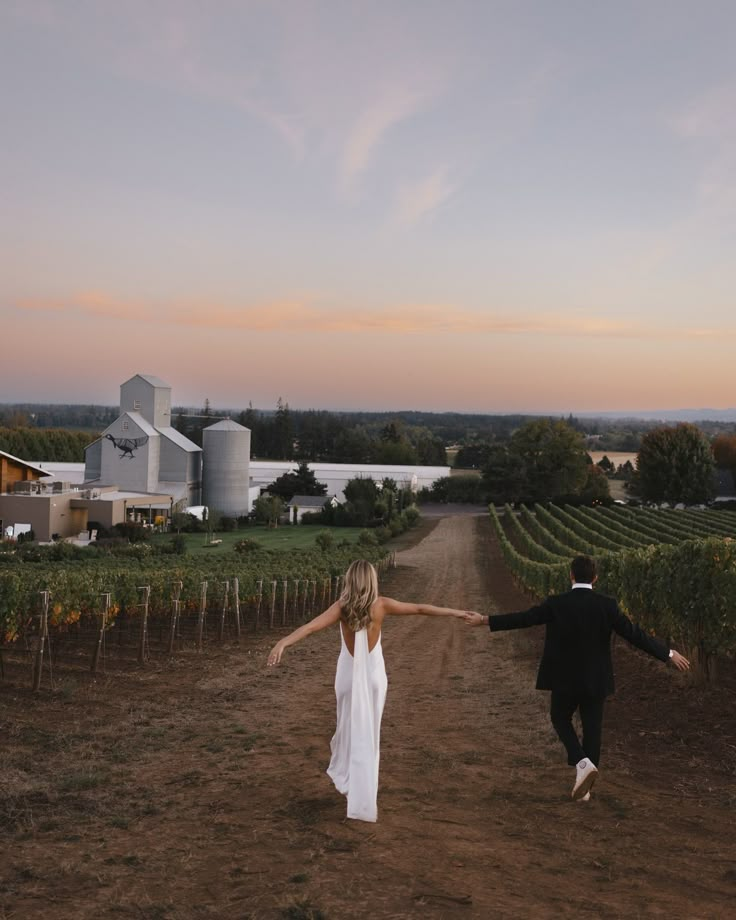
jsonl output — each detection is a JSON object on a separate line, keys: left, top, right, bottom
{"left": 571, "top": 555, "right": 596, "bottom": 583}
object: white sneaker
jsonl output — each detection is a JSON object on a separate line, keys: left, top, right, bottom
{"left": 572, "top": 758, "right": 598, "bottom": 800}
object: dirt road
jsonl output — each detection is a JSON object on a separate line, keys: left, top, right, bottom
{"left": 1, "top": 515, "right": 734, "bottom": 919}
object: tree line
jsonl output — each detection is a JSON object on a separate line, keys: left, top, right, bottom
{"left": 0, "top": 427, "right": 92, "bottom": 463}
{"left": 173, "top": 399, "right": 448, "bottom": 465}
{"left": 424, "top": 420, "right": 733, "bottom": 507}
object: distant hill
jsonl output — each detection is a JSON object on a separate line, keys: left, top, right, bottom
{"left": 573, "top": 409, "right": 736, "bottom": 423}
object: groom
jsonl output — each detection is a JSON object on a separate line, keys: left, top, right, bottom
{"left": 464, "top": 555, "right": 690, "bottom": 800}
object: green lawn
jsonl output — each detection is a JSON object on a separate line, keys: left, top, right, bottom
{"left": 151, "top": 525, "right": 366, "bottom": 555}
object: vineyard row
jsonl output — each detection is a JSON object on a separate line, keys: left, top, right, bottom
{"left": 490, "top": 504, "right": 736, "bottom": 678}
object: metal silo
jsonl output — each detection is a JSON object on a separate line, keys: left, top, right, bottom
{"left": 202, "top": 419, "right": 251, "bottom": 517}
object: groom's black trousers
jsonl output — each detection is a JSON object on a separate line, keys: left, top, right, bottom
{"left": 550, "top": 692, "right": 605, "bottom": 766}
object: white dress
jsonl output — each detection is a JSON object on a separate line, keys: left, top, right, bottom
{"left": 326, "top": 624, "right": 388, "bottom": 822}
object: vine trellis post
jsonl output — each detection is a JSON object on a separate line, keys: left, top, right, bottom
{"left": 218, "top": 580, "right": 230, "bottom": 642}
{"left": 168, "top": 580, "right": 182, "bottom": 654}
{"left": 32, "top": 589, "right": 52, "bottom": 692}
{"left": 137, "top": 585, "right": 151, "bottom": 665}
{"left": 301, "top": 581, "right": 309, "bottom": 620}
{"left": 255, "top": 579, "right": 264, "bottom": 631}
{"left": 232, "top": 577, "right": 241, "bottom": 641}
{"left": 91, "top": 593, "right": 111, "bottom": 674}
{"left": 196, "top": 581, "right": 208, "bottom": 651}
{"left": 269, "top": 581, "right": 277, "bottom": 629}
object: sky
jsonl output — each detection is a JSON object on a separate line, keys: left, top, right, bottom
{"left": 2, "top": 0, "right": 736, "bottom": 414}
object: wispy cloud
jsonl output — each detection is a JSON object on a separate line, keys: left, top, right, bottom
{"left": 392, "top": 166, "right": 454, "bottom": 226}
{"left": 670, "top": 84, "right": 736, "bottom": 140}
{"left": 669, "top": 83, "right": 736, "bottom": 218}
{"left": 339, "top": 88, "right": 425, "bottom": 193}
{"left": 14, "top": 293, "right": 736, "bottom": 341}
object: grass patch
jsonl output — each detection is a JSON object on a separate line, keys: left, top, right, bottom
{"left": 151, "top": 525, "right": 364, "bottom": 555}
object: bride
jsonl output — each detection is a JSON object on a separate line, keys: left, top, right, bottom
{"left": 267, "top": 559, "right": 473, "bottom": 822}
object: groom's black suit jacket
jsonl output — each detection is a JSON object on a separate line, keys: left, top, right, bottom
{"left": 488, "top": 587, "right": 670, "bottom": 698}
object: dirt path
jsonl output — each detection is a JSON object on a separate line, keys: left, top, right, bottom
{"left": 1, "top": 515, "right": 735, "bottom": 919}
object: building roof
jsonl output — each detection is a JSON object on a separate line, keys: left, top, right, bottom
{"left": 0, "top": 450, "right": 50, "bottom": 477}
{"left": 158, "top": 426, "right": 202, "bottom": 452}
{"left": 286, "top": 494, "right": 332, "bottom": 508}
{"left": 119, "top": 411, "right": 159, "bottom": 436}
{"left": 125, "top": 373, "right": 171, "bottom": 389}
{"left": 72, "top": 489, "right": 174, "bottom": 503}
{"left": 203, "top": 418, "right": 250, "bottom": 432}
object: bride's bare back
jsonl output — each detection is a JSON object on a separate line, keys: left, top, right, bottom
{"left": 268, "top": 592, "right": 472, "bottom": 667}
{"left": 339, "top": 595, "right": 464, "bottom": 655}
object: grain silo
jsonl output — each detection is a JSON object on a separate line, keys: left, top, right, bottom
{"left": 202, "top": 419, "right": 251, "bottom": 517}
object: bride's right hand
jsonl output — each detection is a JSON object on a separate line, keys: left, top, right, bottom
{"left": 267, "top": 641, "right": 285, "bottom": 667}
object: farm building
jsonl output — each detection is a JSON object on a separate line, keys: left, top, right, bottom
{"left": 0, "top": 450, "right": 50, "bottom": 493}
{"left": 286, "top": 494, "right": 340, "bottom": 524}
{"left": 84, "top": 374, "right": 202, "bottom": 506}
{"left": 249, "top": 462, "right": 448, "bottom": 503}
{"left": 0, "top": 479, "right": 174, "bottom": 542}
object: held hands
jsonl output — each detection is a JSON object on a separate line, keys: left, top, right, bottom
{"left": 461, "top": 612, "right": 487, "bottom": 627}
{"left": 670, "top": 649, "right": 691, "bottom": 672}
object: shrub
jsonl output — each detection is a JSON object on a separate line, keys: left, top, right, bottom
{"left": 404, "top": 506, "right": 420, "bottom": 525}
{"left": 300, "top": 511, "right": 326, "bottom": 525}
{"left": 112, "top": 522, "right": 150, "bottom": 543}
{"left": 234, "top": 538, "right": 262, "bottom": 554}
{"left": 315, "top": 530, "right": 335, "bottom": 551}
{"left": 219, "top": 516, "right": 237, "bottom": 532}
{"left": 358, "top": 529, "right": 379, "bottom": 547}
{"left": 171, "top": 534, "right": 187, "bottom": 555}
{"left": 389, "top": 518, "right": 404, "bottom": 537}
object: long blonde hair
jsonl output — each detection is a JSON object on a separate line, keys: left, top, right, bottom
{"left": 339, "top": 560, "right": 378, "bottom": 632}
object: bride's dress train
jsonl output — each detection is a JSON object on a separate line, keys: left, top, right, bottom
{"left": 326, "top": 626, "right": 388, "bottom": 822}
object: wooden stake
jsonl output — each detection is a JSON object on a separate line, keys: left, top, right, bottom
{"left": 168, "top": 580, "right": 182, "bottom": 654}
{"left": 218, "top": 580, "right": 229, "bottom": 642}
{"left": 137, "top": 585, "right": 150, "bottom": 665}
{"left": 255, "top": 579, "right": 264, "bottom": 631}
{"left": 233, "top": 577, "right": 241, "bottom": 641}
{"left": 196, "top": 581, "right": 208, "bottom": 651}
{"left": 91, "top": 593, "right": 110, "bottom": 674}
{"left": 269, "top": 580, "right": 277, "bottom": 629}
{"left": 33, "top": 589, "right": 50, "bottom": 692}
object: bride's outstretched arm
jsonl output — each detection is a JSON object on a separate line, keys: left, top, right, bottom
{"left": 380, "top": 597, "right": 478, "bottom": 619}
{"left": 267, "top": 601, "right": 342, "bottom": 666}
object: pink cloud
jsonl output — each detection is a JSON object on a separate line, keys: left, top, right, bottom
{"left": 13, "top": 292, "right": 736, "bottom": 341}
